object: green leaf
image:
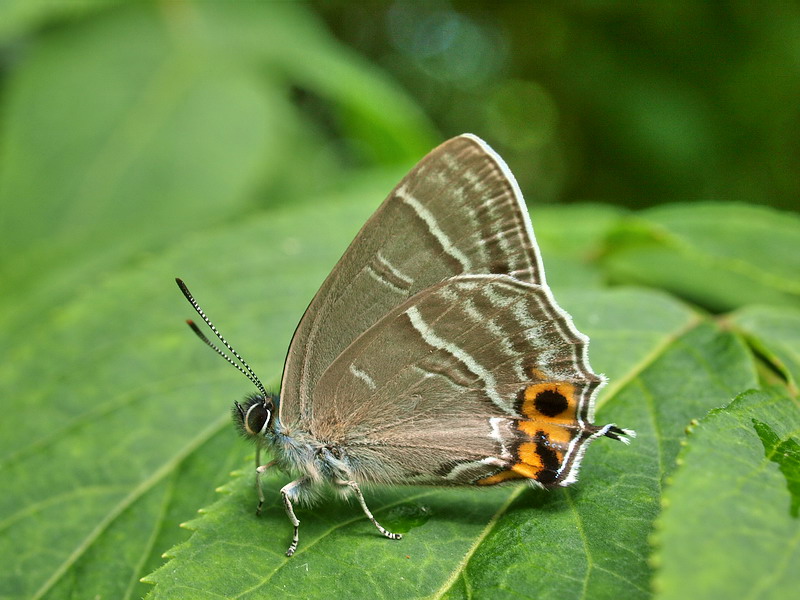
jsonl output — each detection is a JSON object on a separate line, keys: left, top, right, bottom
{"left": 143, "top": 285, "right": 757, "bottom": 599}
{"left": 0, "top": 0, "right": 434, "bottom": 362}
{"left": 728, "top": 305, "right": 800, "bottom": 391}
{"left": 653, "top": 388, "right": 800, "bottom": 600}
{"left": 533, "top": 203, "right": 629, "bottom": 290}
{"left": 601, "top": 203, "right": 800, "bottom": 312}
{"left": 0, "top": 3, "right": 273, "bottom": 258}
{"left": 0, "top": 0, "right": 117, "bottom": 42}
{"left": 438, "top": 318, "right": 757, "bottom": 600}
{"left": 1, "top": 182, "right": 768, "bottom": 599}
{"left": 189, "top": 1, "right": 437, "bottom": 164}
{"left": 0, "top": 173, "right": 392, "bottom": 600}
{"left": 753, "top": 419, "right": 800, "bottom": 519}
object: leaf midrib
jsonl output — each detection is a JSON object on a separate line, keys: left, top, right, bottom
{"left": 430, "top": 486, "right": 524, "bottom": 600}
{"left": 31, "top": 412, "right": 230, "bottom": 600}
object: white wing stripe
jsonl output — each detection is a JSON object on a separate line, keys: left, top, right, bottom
{"left": 376, "top": 251, "right": 413, "bottom": 285}
{"left": 396, "top": 185, "right": 472, "bottom": 271}
{"left": 348, "top": 363, "right": 377, "bottom": 390}
{"left": 405, "top": 305, "right": 512, "bottom": 414}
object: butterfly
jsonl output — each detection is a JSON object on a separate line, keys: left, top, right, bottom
{"left": 177, "top": 134, "right": 634, "bottom": 556}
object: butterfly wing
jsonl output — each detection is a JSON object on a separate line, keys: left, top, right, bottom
{"left": 309, "top": 274, "right": 607, "bottom": 488}
{"left": 279, "top": 135, "right": 545, "bottom": 428}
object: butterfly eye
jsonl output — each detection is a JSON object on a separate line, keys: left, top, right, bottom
{"left": 232, "top": 394, "right": 276, "bottom": 439}
{"left": 244, "top": 402, "right": 271, "bottom": 436}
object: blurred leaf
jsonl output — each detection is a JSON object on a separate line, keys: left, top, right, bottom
{"left": 532, "top": 203, "right": 628, "bottom": 290}
{"left": 729, "top": 305, "right": 800, "bottom": 391}
{"left": 0, "top": 0, "right": 436, "bottom": 366}
{"left": 0, "top": 1, "right": 435, "bottom": 263}
{"left": 0, "top": 2, "right": 274, "bottom": 258}
{"left": 189, "top": 1, "right": 438, "bottom": 164}
{"left": 652, "top": 388, "right": 800, "bottom": 600}
{"left": 0, "top": 0, "right": 117, "bottom": 41}
{"left": 601, "top": 203, "right": 800, "bottom": 312}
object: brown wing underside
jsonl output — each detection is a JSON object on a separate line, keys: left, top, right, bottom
{"left": 279, "top": 135, "right": 544, "bottom": 429}
{"left": 309, "top": 275, "right": 605, "bottom": 487}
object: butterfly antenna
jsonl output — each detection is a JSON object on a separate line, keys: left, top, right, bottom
{"left": 175, "top": 278, "right": 269, "bottom": 399}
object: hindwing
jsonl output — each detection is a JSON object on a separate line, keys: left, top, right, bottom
{"left": 308, "top": 275, "right": 607, "bottom": 488}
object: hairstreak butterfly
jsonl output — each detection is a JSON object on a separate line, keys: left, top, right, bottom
{"left": 177, "top": 134, "right": 634, "bottom": 556}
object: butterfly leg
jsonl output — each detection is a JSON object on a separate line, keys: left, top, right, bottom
{"left": 280, "top": 477, "right": 308, "bottom": 557}
{"left": 337, "top": 479, "right": 402, "bottom": 541}
{"left": 255, "top": 453, "right": 276, "bottom": 516}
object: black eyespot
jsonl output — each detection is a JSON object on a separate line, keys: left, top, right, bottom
{"left": 534, "top": 389, "right": 568, "bottom": 418}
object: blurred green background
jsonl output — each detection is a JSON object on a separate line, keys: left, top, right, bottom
{"left": 1, "top": 2, "right": 799, "bottom": 600}
{"left": 2, "top": 1, "right": 798, "bottom": 267}
{"left": 316, "top": 0, "right": 800, "bottom": 211}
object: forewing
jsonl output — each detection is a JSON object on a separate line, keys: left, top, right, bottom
{"left": 279, "top": 135, "right": 545, "bottom": 427}
{"left": 310, "top": 275, "right": 606, "bottom": 487}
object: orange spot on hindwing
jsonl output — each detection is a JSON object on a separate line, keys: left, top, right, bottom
{"left": 477, "top": 381, "right": 582, "bottom": 487}
{"left": 522, "top": 382, "right": 576, "bottom": 420}
{"left": 476, "top": 469, "right": 526, "bottom": 486}
{"left": 515, "top": 442, "right": 543, "bottom": 474}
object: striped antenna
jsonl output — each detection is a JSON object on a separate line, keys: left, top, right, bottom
{"left": 175, "top": 278, "right": 269, "bottom": 399}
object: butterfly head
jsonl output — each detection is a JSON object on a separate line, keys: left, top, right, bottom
{"left": 233, "top": 393, "right": 277, "bottom": 441}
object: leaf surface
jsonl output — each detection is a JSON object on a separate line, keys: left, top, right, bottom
{"left": 601, "top": 203, "right": 800, "bottom": 311}
{"left": 144, "top": 289, "right": 756, "bottom": 599}
{"left": 729, "top": 305, "right": 800, "bottom": 390}
{"left": 653, "top": 388, "right": 800, "bottom": 600}
{"left": 0, "top": 175, "right": 390, "bottom": 600}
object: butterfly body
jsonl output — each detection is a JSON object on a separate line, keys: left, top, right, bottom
{"left": 178, "top": 134, "right": 633, "bottom": 556}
